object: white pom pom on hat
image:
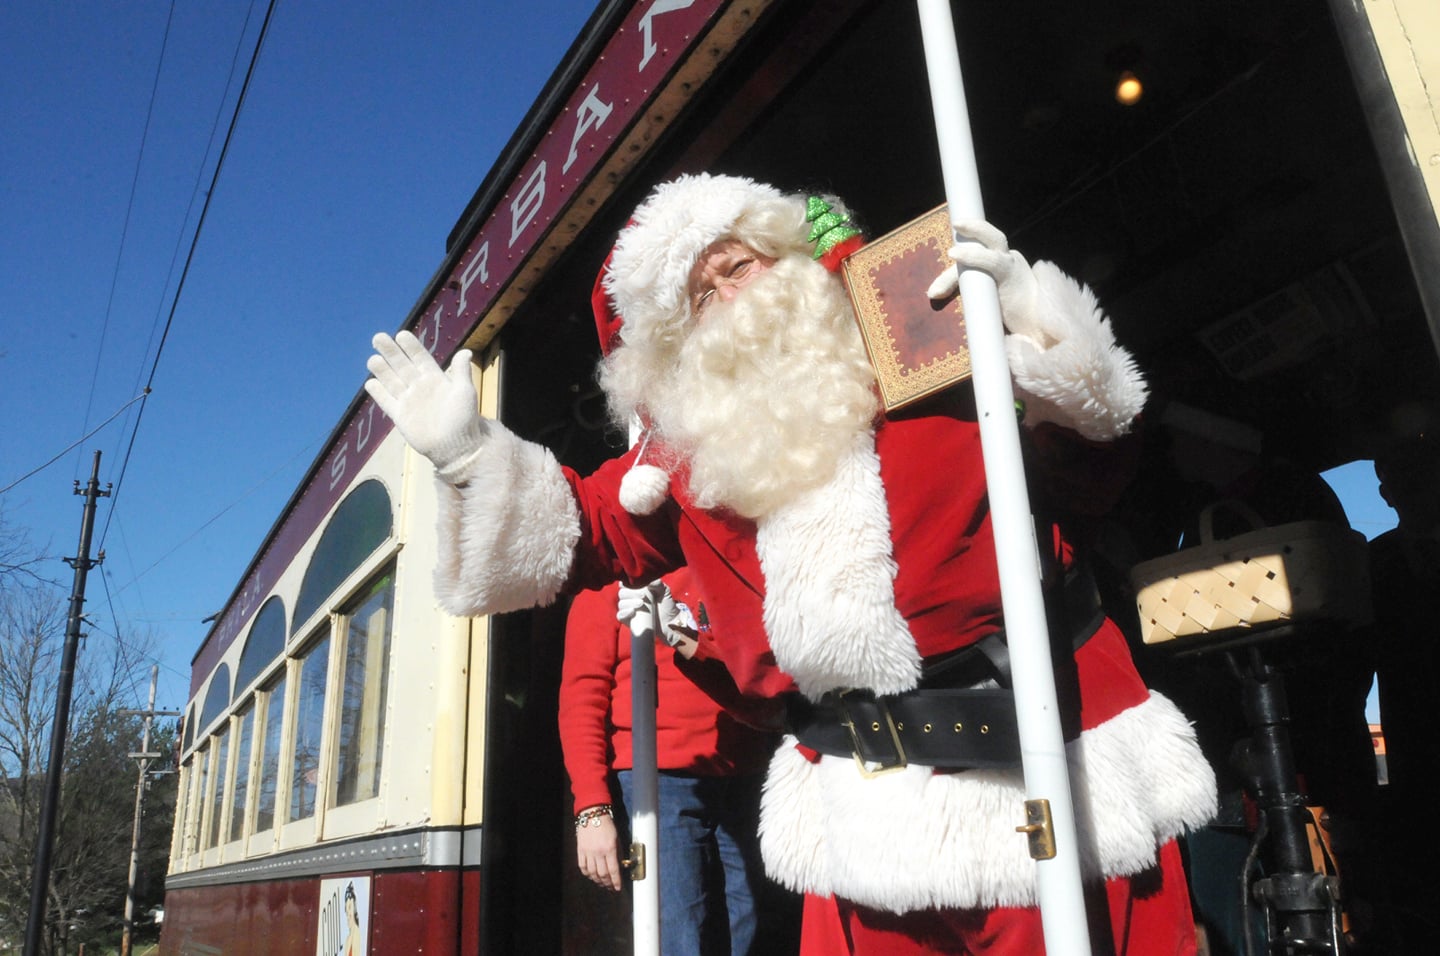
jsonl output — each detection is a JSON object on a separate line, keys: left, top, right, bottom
{"left": 618, "top": 462, "right": 670, "bottom": 515}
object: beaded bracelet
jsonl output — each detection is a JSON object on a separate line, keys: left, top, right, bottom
{"left": 574, "top": 804, "right": 613, "bottom": 830}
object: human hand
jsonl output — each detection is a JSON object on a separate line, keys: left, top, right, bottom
{"left": 618, "top": 581, "right": 698, "bottom": 651}
{"left": 365, "top": 330, "right": 489, "bottom": 482}
{"left": 575, "top": 810, "right": 623, "bottom": 891}
{"left": 926, "top": 219, "right": 1051, "bottom": 348}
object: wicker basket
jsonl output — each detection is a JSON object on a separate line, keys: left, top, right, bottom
{"left": 1130, "top": 500, "right": 1372, "bottom": 646}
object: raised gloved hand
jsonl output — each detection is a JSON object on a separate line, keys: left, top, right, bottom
{"left": 927, "top": 219, "right": 1052, "bottom": 350}
{"left": 928, "top": 218, "right": 1146, "bottom": 440}
{"left": 617, "top": 580, "right": 699, "bottom": 656}
{"left": 365, "top": 330, "right": 489, "bottom": 483}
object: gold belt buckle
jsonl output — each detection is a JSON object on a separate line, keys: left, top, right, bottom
{"left": 836, "top": 689, "right": 908, "bottom": 778}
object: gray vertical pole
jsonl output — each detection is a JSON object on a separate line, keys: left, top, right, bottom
{"left": 628, "top": 591, "right": 661, "bottom": 956}
{"left": 24, "top": 451, "right": 109, "bottom": 956}
{"left": 120, "top": 666, "right": 166, "bottom": 956}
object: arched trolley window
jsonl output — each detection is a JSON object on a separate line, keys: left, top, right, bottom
{"left": 236, "top": 596, "right": 286, "bottom": 695}
{"left": 293, "top": 478, "right": 392, "bottom": 634}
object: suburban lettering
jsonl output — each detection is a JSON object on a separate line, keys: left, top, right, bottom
{"left": 329, "top": 442, "right": 348, "bottom": 492}
{"left": 509, "top": 161, "right": 547, "bottom": 246}
{"left": 563, "top": 85, "right": 614, "bottom": 174}
{"left": 355, "top": 402, "right": 375, "bottom": 453}
{"left": 639, "top": 0, "right": 695, "bottom": 71}
{"left": 415, "top": 305, "right": 444, "bottom": 354}
{"left": 456, "top": 241, "right": 490, "bottom": 317}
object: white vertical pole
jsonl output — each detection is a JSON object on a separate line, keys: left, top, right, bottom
{"left": 913, "top": 1, "right": 1092, "bottom": 951}
{"left": 628, "top": 417, "right": 661, "bottom": 956}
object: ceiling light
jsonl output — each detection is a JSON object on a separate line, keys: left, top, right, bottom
{"left": 1115, "top": 70, "right": 1143, "bottom": 106}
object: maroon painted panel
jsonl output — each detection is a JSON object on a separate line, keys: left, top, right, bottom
{"left": 161, "top": 875, "right": 319, "bottom": 954}
{"left": 161, "top": 869, "right": 473, "bottom": 955}
{"left": 461, "top": 869, "right": 483, "bottom": 956}
{"left": 190, "top": 0, "right": 727, "bottom": 697}
{"left": 370, "top": 869, "right": 463, "bottom": 955}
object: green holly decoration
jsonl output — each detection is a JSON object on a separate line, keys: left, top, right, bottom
{"left": 806, "top": 196, "right": 862, "bottom": 261}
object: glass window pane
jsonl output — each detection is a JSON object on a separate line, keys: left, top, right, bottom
{"left": 174, "top": 759, "right": 192, "bottom": 859}
{"left": 293, "top": 480, "right": 391, "bottom": 633}
{"left": 197, "top": 663, "right": 232, "bottom": 735}
{"left": 255, "top": 676, "right": 286, "bottom": 834}
{"left": 205, "top": 728, "right": 229, "bottom": 850}
{"left": 229, "top": 706, "right": 254, "bottom": 844}
{"left": 236, "top": 598, "right": 286, "bottom": 694}
{"left": 184, "top": 704, "right": 196, "bottom": 752}
{"left": 194, "top": 745, "right": 210, "bottom": 854}
{"left": 334, "top": 571, "right": 394, "bottom": 807}
{"left": 289, "top": 635, "right": 330, "bottom": 822}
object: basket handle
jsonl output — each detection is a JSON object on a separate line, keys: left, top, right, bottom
{"left": 1197, "top": 498, "right": 1269, "bottom": 544}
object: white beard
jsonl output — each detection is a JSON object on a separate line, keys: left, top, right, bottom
{"left": 623, "top": 255, "right": 881, "bottom": 519}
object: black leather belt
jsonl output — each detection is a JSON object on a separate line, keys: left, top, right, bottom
{"left": 787, "top": 564, "right": 1107, "bottom": 774}
{"left": 788, "top": 687, "right": 1020, "bottom": 774}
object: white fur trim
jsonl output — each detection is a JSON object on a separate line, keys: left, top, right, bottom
{"left": 604, "top": 174, "right": 785, "bottom": 336}
{"left": 619, "top": 463, "right": 670, "bottom": 515}
{"left": 755, "top": 433, "right": 921, "bottom": 697}
{"left": 433, "top": 422, "right": 580, "bottom": 615}
{"left": 1007, "top": 261, "right": 1148, "bottom": 440}
{"left": 759, "top": 691, "right": 1217, "bottom": 913}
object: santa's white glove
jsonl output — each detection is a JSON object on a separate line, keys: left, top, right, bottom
{"left": 365, "top": 330, "right": 489, "bottom": 483}
{"left": 929, "top": 219, "right": 1146, "bottom": 440}
{"left": 927, "top": 219, "right": 1053, "bottom": 349}
{"left": 617, "top": 581, "right": 698, "bottom": 650}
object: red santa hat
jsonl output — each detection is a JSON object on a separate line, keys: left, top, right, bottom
{"left": 593, "top": 173, "right": 865, "bottom": 515}
{"left": 602, "top": 173, "right": 862, "bottom": 338}
{"left": 602, "top": 174, "right": 784, "bottom": 340}
{"left": 590, "top": 259, "right": 671, "bottom": 515}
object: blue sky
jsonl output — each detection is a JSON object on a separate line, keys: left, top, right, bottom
{"left": 1, "top": 1, "right": 599, "bottom": 713}
{"left": 0, "top": 1, "right": 1397, "bottom": 722}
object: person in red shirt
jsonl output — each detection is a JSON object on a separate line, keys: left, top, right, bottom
{"left": 560, "top": 568, "right": 782, "bottom": 955}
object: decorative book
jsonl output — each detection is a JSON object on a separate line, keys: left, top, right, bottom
{"left": 841, "top": 204, "right": 971, "bottom": 412}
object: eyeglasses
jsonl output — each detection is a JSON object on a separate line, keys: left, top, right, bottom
{"left": 691, "top": 256, "right": 762, "bottom": 316}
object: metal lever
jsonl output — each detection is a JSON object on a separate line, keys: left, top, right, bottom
{"left": 1017, "top": 799, "right": 1057, "bottom": 860}
{"left": 623, "top": 842, "right": 647, "bottom": 880}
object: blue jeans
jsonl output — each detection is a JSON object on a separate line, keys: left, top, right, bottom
{"left": 616, "top": 769, "right": 767, "bottom": 956}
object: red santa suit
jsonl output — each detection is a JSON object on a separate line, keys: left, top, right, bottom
{"left": 416, "top": 175, "right": 1217, "bottom": 953}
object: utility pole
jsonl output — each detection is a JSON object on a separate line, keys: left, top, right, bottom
{"left": 119, "top": 665, "right": 180, "bottom": 956}
{"left": 25, "top": 451, "right": 109, "bottom": 956}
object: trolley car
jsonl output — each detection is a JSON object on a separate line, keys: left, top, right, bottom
{"left": 162, "top": 0, "right": 1439, "bottom": 953}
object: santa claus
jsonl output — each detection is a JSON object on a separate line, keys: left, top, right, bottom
{"left": 366, "top": 173, "right": 1216, "bottom": 954}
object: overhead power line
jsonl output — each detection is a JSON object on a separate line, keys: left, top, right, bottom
{"left": 99, "top": 0, "right": 281, "bottom": 552}
{"left": 0, "top": 390, "right": 149, "bottom": 497}
{"left": 76, "top": 0, "right": 179, "bottom": 487}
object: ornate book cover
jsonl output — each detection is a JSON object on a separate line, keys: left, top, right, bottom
{"left": 841, "top": 204, "right": 971, "bottom": 412}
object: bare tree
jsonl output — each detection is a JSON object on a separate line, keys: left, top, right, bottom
{"left": 0, "top": 585, "right": 67, "bottom": 927}
{"left": 0, "top": 573, "right": 172, "bottom": 953}
{"left": 0, "top": 503, "right": 51, "bottom": 590}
